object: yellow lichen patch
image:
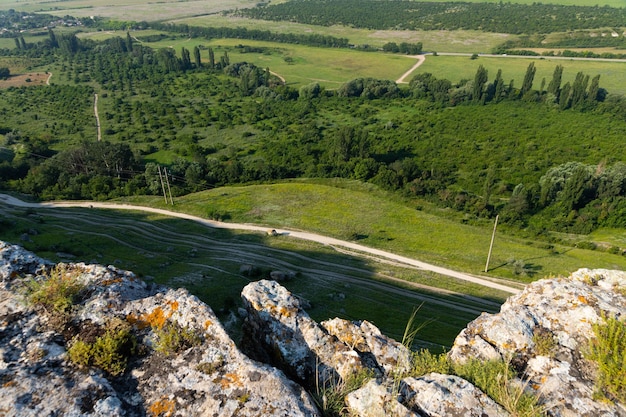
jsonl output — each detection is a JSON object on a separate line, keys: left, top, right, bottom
{"left": 578, "top": 295, "right": 589, "bottom": 304}
{"left": 167, "top": 300, "right": 179, "bottom": 311}
{"left": 148, "top": 397, "right": 175, "bottom": 417}
{"left": 204, "top": 319, "right": 213, "bottom": 330}
{"left": 2, "top": 380, "right": 17, "bottom": 388}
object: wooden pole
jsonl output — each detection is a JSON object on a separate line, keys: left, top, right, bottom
{"left": 157, "top": 165, "right": 168, "bottom": 204}
{"left": 485, "top": 214, "right": 499, "bottom": 273}
{"left": 164, "top": 167, "right": 174, "bottom": 205}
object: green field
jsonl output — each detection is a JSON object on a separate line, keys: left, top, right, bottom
{"left": 0, "top": 0, "right": 623, "bottom": 16}
{"left": 417, "top": 54, "right": 626, "bottom": 96}
{"left": 122, "top": 180, "right": 626, "bottom": 281}
{"left": 0, "top": 194, "right": 507, "bottom": 348}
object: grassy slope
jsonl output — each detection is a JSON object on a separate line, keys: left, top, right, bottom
{"left": 122, "top": 180, "right": 626, "bottom": 281}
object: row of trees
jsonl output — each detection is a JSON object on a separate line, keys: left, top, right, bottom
{"left": 237, "top": 0, "right": 626, "bottom": 35}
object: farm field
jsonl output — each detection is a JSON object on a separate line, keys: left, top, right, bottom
{"left": 170, "top": 15, "right": 514, "bottom": 54}
{"left": 0, "top": 0, "right": 622, "bottom": 15}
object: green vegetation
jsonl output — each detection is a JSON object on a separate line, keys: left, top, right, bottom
{"left": 408, "top": 351, "right": 545, "bottom": 416}
{"left": 67, "top": 318, "right": 137, "bottom": 376}
{"left": 586, "top": 315, "right": 626, "bottom": 404}
{"left": 24, "top": 264, "right": 85, "bottom": 325}
{"left": 153, "top": 321, "right": 202, "bottom": 356}
{"left": 314, "top": 368, "right": 375, "bottom": 417}
{"left": 238, "top": 0, "right": 626, "bottom": 35}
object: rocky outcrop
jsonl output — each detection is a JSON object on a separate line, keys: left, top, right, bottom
{"left": 242, "top": 271, "right": 626, "bottom": 417}
{"left": 0, "top": 241, "right": 320, "bottom": 417}
{"left": 448, "top": 268, "right": 626, "bottom": 417}
{"left": 3, "top": 239, "right": 626, "bottom": 417}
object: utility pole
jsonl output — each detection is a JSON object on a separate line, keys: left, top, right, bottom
{"left": 157, "top": 165, "right": 168, "bottom": 204}
{"left": 485, "top": 214, "right": 499, "bottom": 273}
{"left": 164, "top": 167, "right": 174, "bottom": 205}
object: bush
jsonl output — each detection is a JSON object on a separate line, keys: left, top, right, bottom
{"left": 586, "top": 314, "right": 626, "bottom": 404}
{"left": 67, "top": 318, "right": 137, "bottom": 376}
{"left": 24, "top": 265, "right": 85, "bottom": 327}
{"left": 153, "top": 321, "right": 202, "bottom": 356}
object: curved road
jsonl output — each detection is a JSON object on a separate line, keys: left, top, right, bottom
{"left": 0, "top": 193, "right": 520, "bottom": 294}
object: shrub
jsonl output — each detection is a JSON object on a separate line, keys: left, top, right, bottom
{"left": 409, "top": 349, "right": 451, "bottom": 376}
{"left": 586, "top": 314, "right": 626, "bottom": 404}
{"left": 153, "top": 321, "right": 202, "bottom": 356}
{"left": 452, "top": 359, "right": 545, "bottom": 417}
{"left": 532, "top": 327, "right": 557, "bottom": 357}
{"left": 67, "top": 318, "right": 137, "bottom": 376}
{"left": 313, "top": 368, "right": 374, "bottom": 417}
{"left": 25, "top": 264, "right": 85, "bottom": 316}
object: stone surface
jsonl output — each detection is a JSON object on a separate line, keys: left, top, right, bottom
{"left": 0, "top": 242, "right": 320, "bottom": 417}
{"left": 449, "top": 269, "right": 626, "bottom": 417}
{"left": 401, "top": 373, "right": 509, "bottom": 417}
{"left": 3, "top": 239, "right": 626, "bottom": 417}
{"left": 241, "top": 279, "right": 363, "bottom": 387}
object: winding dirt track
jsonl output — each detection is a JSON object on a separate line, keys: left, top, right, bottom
{"left": 396, "top": 55, "right": 426, "bottom": 84}
{"left": 0, "top": 193, "right": 520, "bottom": 294}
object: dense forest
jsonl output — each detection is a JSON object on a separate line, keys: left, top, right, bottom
{"left": 237, "top": 0, "right": 626, "bottom": 35}
{"left": 1, "top": 29, "right": 626, "bottom": 238}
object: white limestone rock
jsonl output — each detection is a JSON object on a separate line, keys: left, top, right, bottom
{"left": 0, "top": 242, "right": 321, "bottom": 417}
{"left": 449, "top": 268, "right": 626, "bottom": 417}
{"left": 241, "top": 279, "right": 364, "bottom": 387}
{"left": 402, "top": 373, "right": 510, "bottom": 417}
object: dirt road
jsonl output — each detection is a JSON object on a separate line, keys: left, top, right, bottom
{"left": 396, "top": 55, "right": 426, "bottom": 84}
{"left": 0, "top": 193, "right": 520, "bottom": 294}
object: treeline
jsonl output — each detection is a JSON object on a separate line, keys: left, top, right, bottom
{"left": 236, "top": 0, "right": 626, "bottom": 35}
{"left": 411, "top": 62, "right": 606, "bottom": 111}
{"left": 150, "top": 22, "right": 349, "bottom": 49}
{"left": 2, "top": 32, "right": 626, "bottom": 236}
{"left": 495, "top": 34, "right": 626, "bottom": 54}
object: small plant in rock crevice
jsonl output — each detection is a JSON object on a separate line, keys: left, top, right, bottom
{"left": 153, "top": 320, "right": 202, "bottom": 356}
{"left": 23, "top": 264, "right": 85, "bottom": 329}
{"left": 67, "top": 318, "right": 137, "bottom": 376}
{"left": 585, "top": 314, "right": 626, "bottom": 405}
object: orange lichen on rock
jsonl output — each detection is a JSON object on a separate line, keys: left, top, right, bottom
{"left": 204, "top": 319, "right": 213, "bottom": 329}
{"left": 167, "top": 300, "right": 179, "bottom": 311}
{"left": 148, "top": 397, "right": 175, "bottom": 417}
{"left": 578, "top": 295, "right": 589, "bottom": 305}
{"left": 127, "top": 305, "right": 174, "bottom": 330}
{"left": 217, "top": 372, "right": 243, "bottom": 389}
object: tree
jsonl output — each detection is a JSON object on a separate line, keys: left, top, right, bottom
{"left": 473, "top": 65, "right": 488, "bottom": 103}
{"left": 547, "top": 64, "right": 563, "bottom": 96}
{"left": 125, "top": 31, "right": 133, "bottom": 52}
{"left": 570, "top": 72, "right": 589, "bottom": 109}
{"left": 0, "top": 67, "right": 10, "bottom": 80}
{"left": 493, "top": 69, "right": 504, "bottom": 103}
{"left": 520, "top": 62, "right": 536, "bottom": 95}
{"left": 586, "top": 74, "right": 601, "bottom": 105}
{"left": 193, "top": 46, "right": 201, "bottom": 69}
{"left": 208, "top": 48, "right": 215, "bottom": 69}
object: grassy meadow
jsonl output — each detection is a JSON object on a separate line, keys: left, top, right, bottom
{"left": 122, "top": 180, "right": 626, "bottom": 281}
{"left": 0, "top": 195, "right": 505, "bottom": 348}
{"left": 420, "top": 54, "right": 626, "bottom": 96}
